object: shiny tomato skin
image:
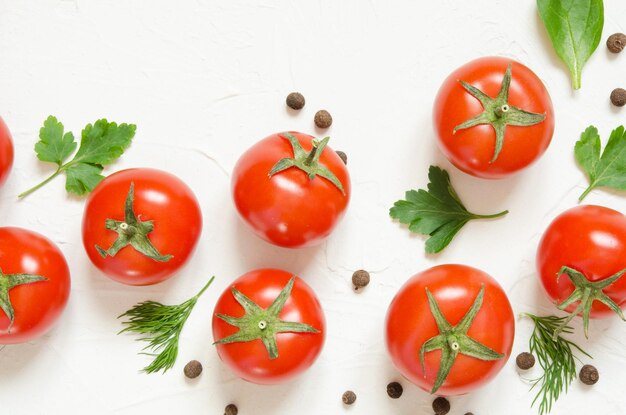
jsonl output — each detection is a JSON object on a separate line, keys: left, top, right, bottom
{"left": 385, "top": 264, "right": 514, "bottom": 396}
{"left": 0, "top": 117, "right": 14, "bottom": 187}
{"left": 82, "top": 168, "right": 202, "bottom": 286}
{"left": 212, "top": 269, "right": 326, "bottom": 384}
{"left": 537, "top": 205, "right": 626, "bottom": 317}
{"left": 232, "top": 132, "right": 350, "bottom": 248}
{"left": 0, "top": 227, "right": 71, "bottom": 344}
{"left": 434, "top": 57, "right": 554, "bottom": 179}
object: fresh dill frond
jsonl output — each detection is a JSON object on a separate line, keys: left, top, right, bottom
{"left": 524, "top": 313, "right": 591, "bottom": 415}
{"left": 119, "top": 276, "right": 215, "bottom": 374}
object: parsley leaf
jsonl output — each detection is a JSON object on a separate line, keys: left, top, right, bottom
{"left": 576, "top": 125, "right": 626, "bottom": 201}
{"left": 390, "top": 166, "right": 508, "bottom": 253}
{"left": 19, "top": 116, "right": 136, "bottom": 198}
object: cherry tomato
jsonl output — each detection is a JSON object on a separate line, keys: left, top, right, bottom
{"left": 385, "top": 264, "right": 514, "bottom": 396}
{"left": 232, "top": 132, "right": 350, "bottom": 248}
{"left": 0, "top": 227, "right": 71, "bottom": 344}
{"left": 212, "top": 269, "right": 325, "bottom": 384}
{"left": 82, "top": 168, "right": 202, "bottom": 286}
{"left": 0, "top": 117, "right": 14, "bottom": 187}
{"left": 537, "top": 205, "right": 626, "bottom": 320}
{"left": 434, "top": 57, "right": 554, "bottom": 179}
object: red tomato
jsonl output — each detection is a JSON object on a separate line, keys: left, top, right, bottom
{"left": 537, "top": 205, "right": 626, "bottom": 319}
{"left": 434, "top": 57, "right": 554, "bottom": 179}
{"left": 212, "top": 269, "right": 325, "bottom": 384}
{"left": 232, "top": 132, "right": 350, "bottom": 248}
{"left": 0, "top": 227, "right": 71, "bottom": 344}
{"left": 82, "top": 168, "right": 202, "bottom": 286}
{"left": 0, "top": 117, "right": 14, "bottom": 187}
{"left": 385, "top": 264, "right": 514, "bottom": 396}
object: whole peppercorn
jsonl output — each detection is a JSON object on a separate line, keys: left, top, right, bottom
{"left": 386, "top": 381, "right": 403, "bottom": 399}
{"left": 611, "top": 88, "right": 626, "bottom": 107}
{"left": 314, "top": 110, "right": 333, "bottom": 129}
{"left": 183, "top": 360, "right": 202, "bottom": 379}
{"left": 352, "top": 270, "right": 370, "bottom": 290}
{"left": 286, "top": 92, "right": 305, "bottom": 110}
{"left": 336, "top": 150, "right": 348, "bottom": 165}
{"left": 342, "top": 390, "right": 357, "bottom": 405}
{"left": 432, "top": 397, "right": 451, "bottom": 415}
{"left": 607, "top": 33, "right": 626, "bottom": 53}
{"left": 579, "top": 364, "right": 599, "bottom": 385}
{"left": 516, "top": 352, "right": 535, "bottom": 370}
{"left": 464, "top": 413, "right": 474, "bottom": 415}
{"left": 224, "top": 404, "right": 238, "bottom": 415}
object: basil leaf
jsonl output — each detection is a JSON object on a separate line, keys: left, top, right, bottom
{"left": 537, "top": 0, "right": 604, "bottom": 90}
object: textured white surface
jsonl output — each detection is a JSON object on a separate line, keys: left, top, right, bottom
{"left": 1, "top": 1, "right": 626, "bottom": 414}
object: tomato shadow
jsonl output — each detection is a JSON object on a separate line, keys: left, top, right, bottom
{"left": 0, "top": 336, "right": 49, "bottom": 383}
{"left": 230, "top": 212, "right": 323, "bottom": 278}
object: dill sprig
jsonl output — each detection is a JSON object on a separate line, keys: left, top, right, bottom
{"left": 119, "top": 276, "right": 215, "bottom": 374}
{"left": 524, "top": 313, "right": 592, "bottom": 415}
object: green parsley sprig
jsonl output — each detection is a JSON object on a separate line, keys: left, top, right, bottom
{"left": 119, "top": 276, "right": 215, "bottom": 374}
{"left": 389, "top": 165, "right": 508, "bottom": 253}
{"left": 575, "top": 125, "right": 626, "bottom": 201}
{"left": 19, "top": 115, "right": 136, "bottom": 198}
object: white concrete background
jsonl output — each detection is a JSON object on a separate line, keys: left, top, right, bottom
{"left": 1, "top": 1, "right": 625, "bottom": 414}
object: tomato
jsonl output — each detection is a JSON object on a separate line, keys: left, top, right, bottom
{"left": 0, "top": 227, "right": 71, "bottom": 344}
{"left": 434, "top": 57, "right": 554, "bottom": 179}
{"left": 212, "top": 268, "right": 325, "bottom": 384}
{"left": 0, "top": 117, "right": 14, "bottom": 187}
{"left": 232, "top": 132, "right": 350, "bottom": 248}
{"left": 537, "top": 205, "right": 626, "bottom": 331}
{"left": 385, "top": 264, "right": 514, "bottom": 396}
{"left": 82, "top": 168, "right": 202, "bottom": 286}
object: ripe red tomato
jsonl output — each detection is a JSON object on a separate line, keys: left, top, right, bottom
{"left": 434, "top": 57, "right": 554, "bottom": 179}
{"left": 537, "top": 205, "right": 626, "bottom": 323}
{"left": 385, "top": 264, "right": 514, "bottom": 396}
{"left": 212, "top": 269, "right": 325, "bottom": 384}
{"left": 0, "top": 227, "right": 71, "bottom": 344}
{"left": 232, "top": 132, "right": 350, "bottom": 248}
{"left": 0, "top": 117, "right": 14, "bottom": 187}
{"left": 82, "top": 168, "right": 202, "bottom": 286}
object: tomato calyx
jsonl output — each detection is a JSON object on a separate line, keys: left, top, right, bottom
{"left": 453, "top": 64, "right": 546, "bottom": 163}
{"left": 553, "top": 266, "right": 626, "bottom": 339}
{"left": 269, "top": 133, "right": 346, "bottom": 195}
{"left": 420, "top": 285, "right": 504, "bottom": 394}
{"left": 95, "top": 182, "right": 173, "bottom": 262}
{"left": 0, "top": 267, "right": 47, "bottom": 330}
{"left": 214, "top": 276, "right": 320, "bottom": 360}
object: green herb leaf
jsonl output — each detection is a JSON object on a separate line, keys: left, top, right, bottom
{"left": 19, "top": 116, "right": 136, "bottom": 198}
{"left": 119, "top": 277, "right": 215, "bottom": 374}
{"left": 389, "top": 166, "right": 508, "bottom": 253}
{"left": 575, "top": 125, "right": 626, "bottom": 201}
{"left": 34, "top": 116, "right": 76, "bottom": 166}
{"left": 537, "top": 0, "right": 604, "bottom": 90}
{"left": 524, "top": 313, "right": 591, "bottom": 415}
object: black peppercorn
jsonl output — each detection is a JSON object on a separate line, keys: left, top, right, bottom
{"left": 314, "top": 110, "right": 333, "bottom": 128}
{"left": 579, "top": 364, "right": 599, "bottom": 385}
{"left": 386, "top": 381, "right": 403, "bottom": 399}
{"left": 183, "top": 360, "right": 202, "bottom": 378}
{"left": 286, "top": 92, "right": 305, "bottom": 110}
{"left": 224, "top": 404, "right": 238, "bottom": 415}
{"left": 516, "top": 352, "right": 535, "bottom": 370}
{"left": 336, "top": 150, "right": 348, "bottom": 165}
{"left": 611, "top": 88, "right": 626, "bottom": 107}
{"left": 352, "top": 270, "right": 370, "bottom": 290}
{"left": 342, "top": 390, "right": 356, "bottom": 405}
{"left": 607, "top": 33, "right": 626, "bottom": 53}
{"left": 432, "top": 397, "right": 451, "bottom": 415}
